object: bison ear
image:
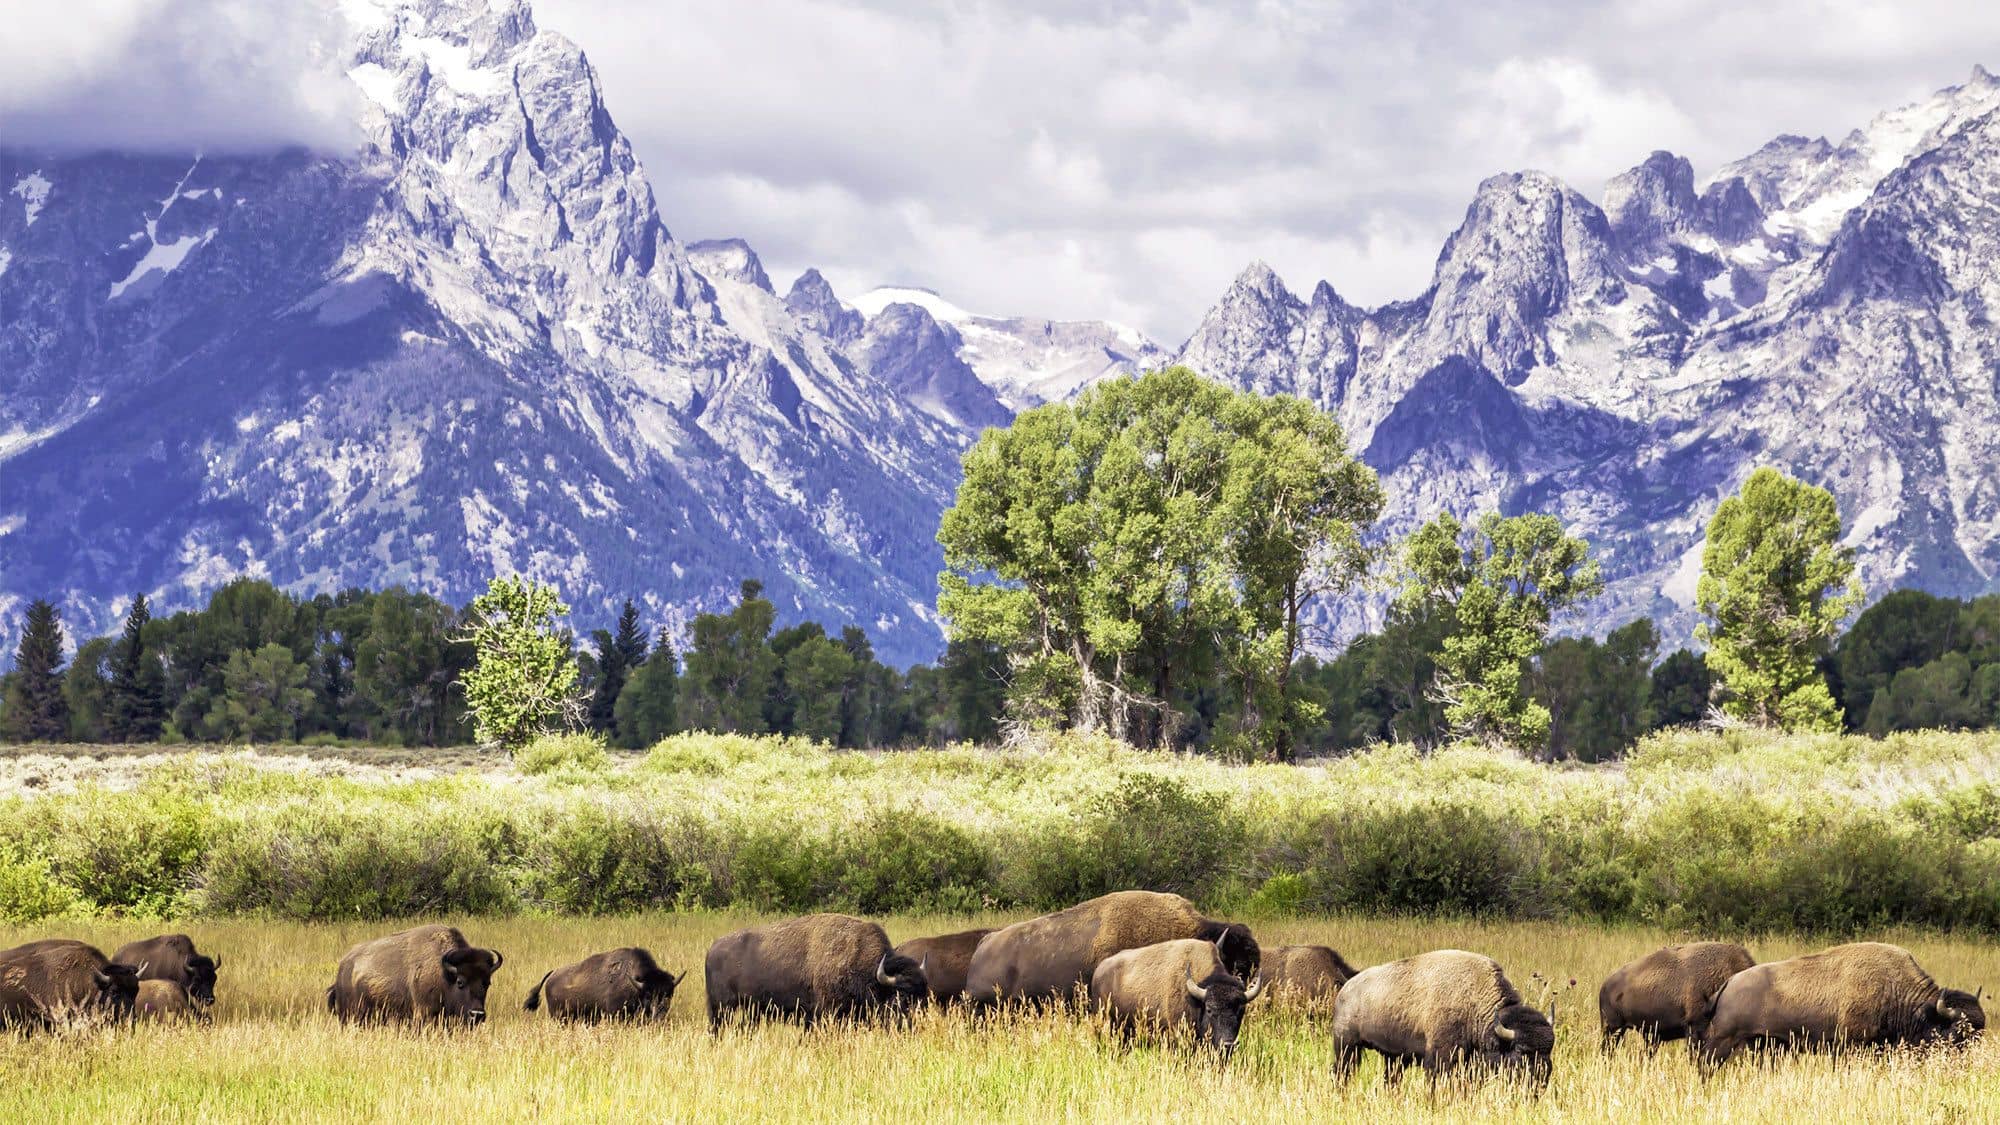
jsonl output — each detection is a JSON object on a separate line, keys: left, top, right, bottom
{"left": 441, "top": 958, "right": 466, "bottom": 986}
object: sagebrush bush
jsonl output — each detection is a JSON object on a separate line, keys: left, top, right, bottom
{"left": 516, "top": 732, "right": 612, "bottom": 776}
{"left": 7, "top": 729, "right": 2000, "bottom": 932}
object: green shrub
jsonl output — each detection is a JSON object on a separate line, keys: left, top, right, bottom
{"left": 516, "top": 733, "right": 611, "bottom": 776}
{"left": 522, "top": 803, "right": 717, "bottom": 914}
{"left": 833, "top": 808, "right": 992, "bottom": 914}
{"left": 0, "top": 843, "right": 81, "bottom": 923}
{"left": 1013, "top": 773, "right": 1244, "bottom": 907}
{"left": 1299, "top": 802, "right": 1548, "bottom": 918}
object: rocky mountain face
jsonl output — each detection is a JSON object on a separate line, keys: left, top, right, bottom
{"left": 0, "top": 0, "right": 967, "bottom": 664}
{"left": 1178, "top": 66, "right": 2000, "bottom": 644}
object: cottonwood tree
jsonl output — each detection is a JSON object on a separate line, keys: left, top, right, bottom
{"left": 1401, "top": 512, "right": 1603, "bottom": 750}
{"left": 455, "top": 575, "right": 584, "bottom": 751}
{"left": 1696, "top": 468, "right": 1859, "bottom": 731}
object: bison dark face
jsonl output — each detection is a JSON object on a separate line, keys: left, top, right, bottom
{"left": 92, "top": 963, "right": 141, "bottom": 1020}
{"left": 1183, "top": 970, "right": 1264, "bottom": 1060}
{"left": 1925, "top": 988, "right": 1986, "bottom": 1045}
{"left": 440, "top": 947, "right": 503, "bottom": 1025}
{"left": 1196, "top": 922, "right": 1260, "bottom": 982}
{"left": 872, "top": 953, "right": 928, "bottom": 1012}
{"left": 1487, "top": 1003, "right": 1555, "bottom": 1088}
{"left": 183, "top": 954, "right": 219, "bottom": 1007}
{"left": 635, "top": 967, "right": 685, "bottom": 1019}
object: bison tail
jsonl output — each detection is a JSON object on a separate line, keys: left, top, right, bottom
{"left": 524, "top": 971, "right": 551, "bottom": 1012}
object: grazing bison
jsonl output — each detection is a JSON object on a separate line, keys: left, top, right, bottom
{"left": 326, "top": 925, "right": 504, "bottom": 1026}
{"left": 963, "top": 891, "right": 1259, "bottom": 1006}
{"left": 1702, "top": 941, "right": 1984, "bottom": 1069}
{"left": 0, "top": 940, "right": 140, "bottom": 1031}
{"left": 114, "top": 934, "right": 220, "bottom": 1009}
{"left": 1332, "top": 950, "right": 1555, "bottom": 1089}
{"left": 1260, "top": 944, "right": 1362, "bottom": 1008}
{"left": 705, "top": 913, "right": 927, "bottom": 1029}
{"left": 135, "top": 979, "right": 205, "bottom": 1023}
{"left": 1599, "top": 941, "right": 1753, "bottom": 1054}
{"left": 524, "top": 948, "right": 684, "bottom": 1022}
{"left": 893, "top": 928, "right": 994, "bottom": 1004}
{"left": 1090, "top": 938, "right": 1264, "bottom": 1059}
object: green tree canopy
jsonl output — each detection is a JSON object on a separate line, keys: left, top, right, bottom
{"left": 1696, "top": 468, "right": 1859, "bottom": 730}
{"left": 681, "top": 580, "right": 779, "bottom": 735}
{"left": 1400, "top": 511, "right": 1604, "bottom": 750}
{"left": 455, "top": 576, "right": 583, "bottom": 751}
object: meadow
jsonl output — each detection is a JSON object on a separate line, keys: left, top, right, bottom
{"left": 1, "top": 913, "right": 1997, "bottom": 1123}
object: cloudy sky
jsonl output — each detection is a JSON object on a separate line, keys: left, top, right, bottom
{"left": 3, "top": 1, "right": 1995, "bottom": 340}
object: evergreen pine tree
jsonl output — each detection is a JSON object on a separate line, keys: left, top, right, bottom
{"left": 588, "top": 600, "right": 646, "bottom": 733}
{"left": 2, "top": 600, "right": 70, "bottom": 742}
{"left": 108, "top": 594, "right": 167, "bottom": 741}
{"left": 614, "top": 628, "right": 680, "bottom": 749}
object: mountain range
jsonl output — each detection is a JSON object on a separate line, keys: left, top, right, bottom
{"left": 2, "top": 0, "right": 1995, "bottom": 664}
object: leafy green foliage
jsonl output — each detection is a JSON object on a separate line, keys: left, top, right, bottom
{"left": 613, "top": 632, "right": 680, "bottom": 750}
{"left": 455, "top": 575, "right": 584, "bottom": 751}
{"left": 680, "top": 580, "right": 780, "bottom": 735}
{"left": 1528, "top": 619, "right": 1657, "bottom": 761}
{"left": 1697, "top": 468, "right": 1860, "bottom": 730}
{"left": 1400, "top": 512, "right": 1604, "bottom": 749}
{"left": 516, "top": 732, "right": 612, "bottom": 775}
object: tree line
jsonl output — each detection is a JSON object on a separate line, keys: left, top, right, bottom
{"left": 6, "top": 369, "right": 1995, "bottom": 758}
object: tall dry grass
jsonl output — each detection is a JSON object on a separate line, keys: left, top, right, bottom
{"left": 2, "top": 913, "right": 1996, "bottom": 1123}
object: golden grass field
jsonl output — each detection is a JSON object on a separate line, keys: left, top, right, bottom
{"left": 3, "top": 912, "right": 1997, "bottom": 1124}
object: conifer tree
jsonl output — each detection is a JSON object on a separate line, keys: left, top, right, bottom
{"left": 2, "top": 600, "right": 70, "bottom": 742}
{"left": 107, "top": 594, "right": 166, "bottom": 741}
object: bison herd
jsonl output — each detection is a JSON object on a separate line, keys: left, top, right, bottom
{"left": 1, "top": 891, "right": 1988, "bottom": 1093}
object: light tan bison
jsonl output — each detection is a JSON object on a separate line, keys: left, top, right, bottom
{"left": 963, "top": 891, "right": 1258, "bottom": 1006}
{"left": 0, "top": 939, "right": 140, "bottom": 1032}
{"left": 704, "top": 913, "right": 927, "bottom": 1029}
{"left": 1089, "top": 938, "right": 1264, "bottom": 1059}
{"left": 1260, "top": 944, "right": 1361, "bottom": 1009}
{"left": 1332, "top": 949, "right": 1555, "bottom": 1089}
{"left": 1598, "top": 941, "right": 1753, "bottom": 1054}
{"left": 115, "top": 934, "right": 220, "bottom": 1010}
{"left": 1702, "top": 941, "right": 1984, "bottom": 1069}
{"left": 135, "top": 979, "right": 206, "bottom": 1024}
{"left": 326, "top": 925, "right": 504, "bottom": 1026}
{"left": 524, "top": 947, "right": 683, "bottom": 1022}
{"left": 894, "top": 928, "right": 994, "bottom": 1005}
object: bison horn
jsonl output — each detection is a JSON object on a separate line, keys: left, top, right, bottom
{"left": 1184, "top": 970, "right": 1208, "bottom": 1002}
{"left": 1494, "top": 1020, "right": 1517, "bottom": 1043}
{"left": 918, "top": 956, "right": 929, "bottom": 980}
{"left": 1244, "top": 975, "right": 1264, "bottom": 1003}
{"left": 1936, "top": 996, "right": 1960, "bottom": 1020}
{"left": 876, "top": 955, "right": 895, "bottom": 986}
{"left": 488, "top": 950, "right": 503, "bottom": 972}
{"left": 137, "top": 961, "right": 150, "bottom": 977}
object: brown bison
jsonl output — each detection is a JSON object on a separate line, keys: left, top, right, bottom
{"left": 705, "top": 913, "right": 927, "bottom": 1029}
{"left": 135, "top": 979, "right": 206, "bottom": 1023}
{"left": 326, "top": 925, "right": 504, "bottom": 1026}
{"left": 1702, "top": 941, "right": 1984, "bottom": 1069}
{"left": 1598, "top": 941, "right": 1753, "bottom": 1054}
{"left": 0, "top": 939, "right": 140, "bottom": 1032}
{"left": 1089, "top": 938, "right": 1265, "bottom": 1059}
{"left": 114, "top": 934, "right": 220, "bottom": 1009}
{"left": 1332, "top": 949, "right": 1555, "bottom": 1089}
{"left": 893, "top": 928, "right": 994, "bottom": 1004}
{"left": 524, "top": 947, "right": 684, "bottom": 1022}
{"left": 1260, "top": 944, "right": 1362, "bottom": 1008}
{"left": 963, "top": 891, "right": 1258, "bottom": 1005}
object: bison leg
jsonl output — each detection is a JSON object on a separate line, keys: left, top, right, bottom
{"left": 1331, "top": 1037, "right": 1364, "bottom": 1083}
{"left": 1382, "top": 1054, "right": 1409, "bottom": 1085}
{"left": 1600, "top": 1023, "right": 1623, "bottom": 1055}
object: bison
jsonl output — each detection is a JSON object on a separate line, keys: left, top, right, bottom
{"left": 705, "top": 913, "right": 927, "bottom": 1029}
{"left": 525, "top": 947, "right": 684, "bottom": 1022}
{"left": 963, "top": 891, "right": 1258, "bottom": 1006}
{"left": 135, "top": 979, "right": 206, "bottom": 1024}
{"left": 1089, "top": 938, "right": 1264, "bottom": 1059}
{"left": 326, "top": 925, "right": 504, "bottom": 1026}
{"left": 893, "top": 928, "right": 994, "bottom": 1005}
{"left": 1260, "top": 944, "right": 1362, "bottom": 1009}
{"left": 1598, "top": 941, "right": 1753, "bottom": 1055}
{"left": 0, "top": 939, "right": 140, "bottom": 1032}
{"left": 1702, "top": 941, "right": 1984, "bottom": 1069}
{"left": 114, "top": 934, "right": 220, "bottom": 1010}
{"left": 1332, "top": 949, "right": 1555, "bottom": 1089}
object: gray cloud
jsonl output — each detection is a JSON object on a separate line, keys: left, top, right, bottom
{"left": 0, "top": 0, "right": 362, "bottom": 155}
{"left": 541, "top": 0, "right": 1997, "bottom": 341}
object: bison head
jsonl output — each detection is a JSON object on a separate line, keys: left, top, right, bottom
{"left": 1926, "top": 988, "right": 1986, "bottom": 1044}
{"left": 183, "top": 954, "right": 219, "bottom": 1007}
{"left": 1183, "top": 969, "right": 1263, "bottom": 1061}
{"left": 91, "top": 963, "right": 141, "bottom": 1020}
{"left": 872, "top": 953, "right": 928, "bottom": 1011}
{"left": 440, "top": 947, "right": 503, "bottom": 1025}
{"left": 634, "top": 965, "right": 685, "bottom": 1019}
{"left": 1487, "top": 1002, "right": 1555, "bottom": 1088}
{"left": 1196, "top": 921, "right": 1260, "bottom": 982}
